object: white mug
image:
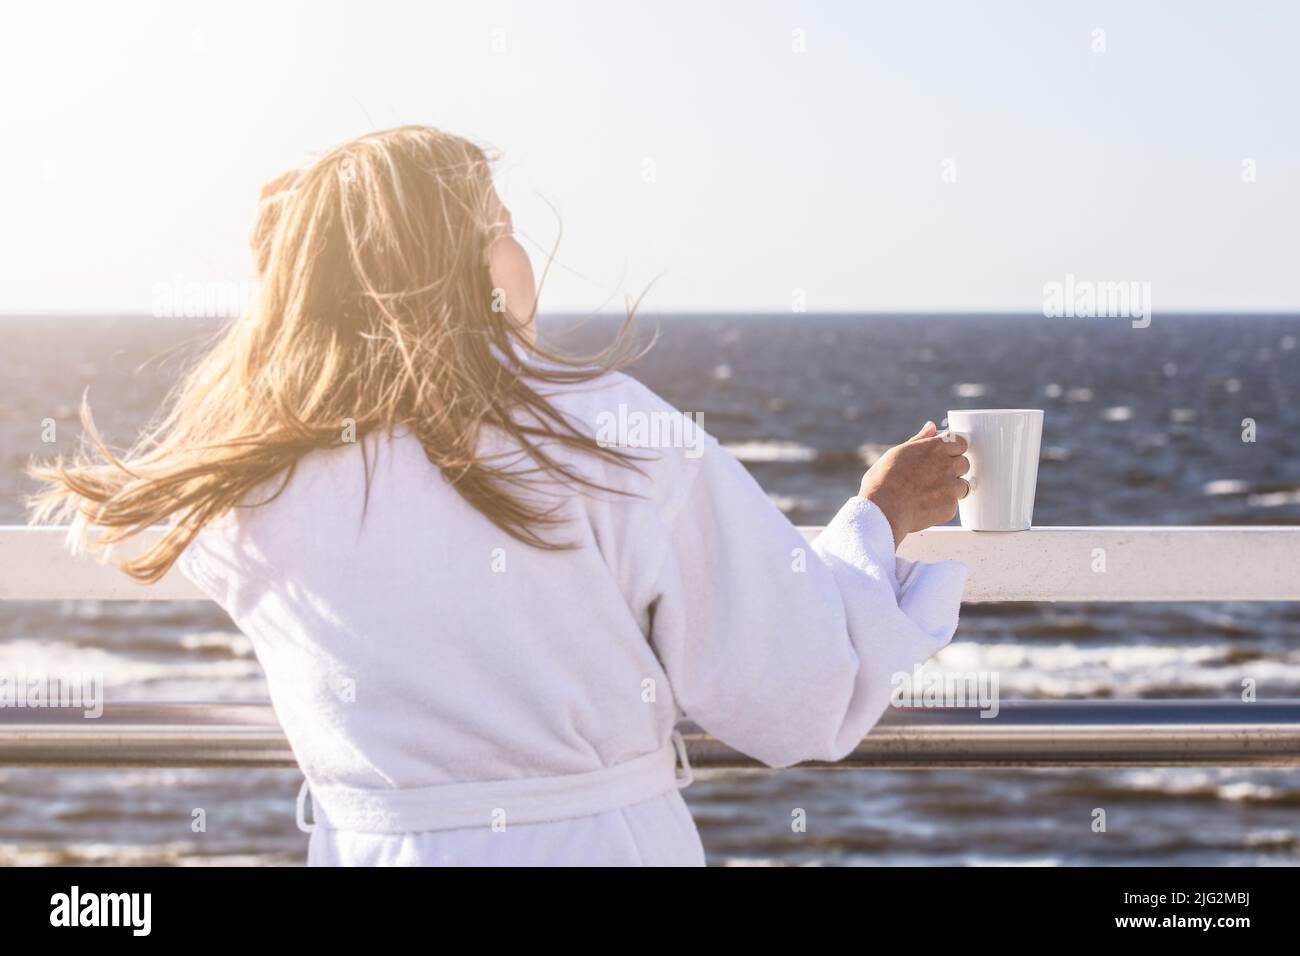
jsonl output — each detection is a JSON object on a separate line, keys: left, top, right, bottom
{"left": 944, "top": 409, "right": 1044, "bottom": 531}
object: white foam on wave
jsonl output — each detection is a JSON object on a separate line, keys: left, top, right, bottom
{"left": 102, "top": 768, "right": 237, "bottom": 791}
{"left": 718, "top": 857, "right": 805, "bottom": 867}
{"left": 962, "top": 856, "right": 1062, "bottom": 867}
{"left": 1203, "top": 479, "right": 1251, "bottom": 495}
{"left": 179, "top": 631, "right": 254, "bottom": 656}
{"left": 1114, "top": 769, "right": 1293, "bottom": 803}
{"left": 930, "top": 641, "right": 1300, "bottom": 696}
{"left": 0, "top": 843, "right": 289, "bottom": 867}
{"left": 766, "top": 494, "right": 820, "bottom": 515}
{"left": 1248, "top": 489, "right": 1300, "bottom": 508}
{"left": 724, "top": 441, "right": 818, "bottom": 463}
{"left": 0, "top": 638, "right": 266, "bottom": 698}
{"left": 1243, "top": 830, "right": 1298, "bottom": 848}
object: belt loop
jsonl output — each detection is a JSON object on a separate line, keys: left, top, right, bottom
{"left": 296, "top": 778, "right": 316, "bottom": 833}
{"left": 670, "top": 729, "right": 694, "bottom": 789}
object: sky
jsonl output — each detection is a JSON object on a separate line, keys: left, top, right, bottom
{"left": 1, "top": 0, "right": 1297, "bottom": 315}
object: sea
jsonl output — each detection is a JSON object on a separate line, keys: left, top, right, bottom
{"left": 2, "top": 312, "right": 1299, "bottom": 866}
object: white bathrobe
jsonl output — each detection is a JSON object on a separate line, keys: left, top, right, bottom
{"left": 177, "top": 369, "right": 966, "bottom": 866}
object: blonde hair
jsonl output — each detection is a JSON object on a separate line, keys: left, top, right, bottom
{"left": 29, "top": 125, "right": 646, "bottom": 581}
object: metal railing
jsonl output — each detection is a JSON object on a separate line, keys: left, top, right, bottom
{"left": 2, "top": 523, "right": 1299, "bottom": 770}
{"left": 3, "top": 700, "right": 1300, "bottom": 769}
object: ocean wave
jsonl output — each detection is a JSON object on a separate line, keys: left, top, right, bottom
{"left": 0, "top": 638, "right": 266, "bottom": 698}
{"left": 1203, "top": 480, "right": 1300, "bottom": 505}
{"left": 766, "top": 494, "right": 820, "bottom": 515}
{"left": 179, "top": 631, "right": 255, "bottom": 657}
{"left": 0, "top": 843, "right": 296, "bottom": 867}
{"left": 930, "top": 641, "right": 1300, "bottom": 696}
{"left": 723, "top": 441, "right": 818, "bottom": 463}
{"left": 1204, "top": 479, "right": 1252, "bottom": 495}
{"left": 1248, "top": 489, "right": 1300, "bottom": 508}
{"left": 1058, "top": 769, "right": 1300, "bottom": 807}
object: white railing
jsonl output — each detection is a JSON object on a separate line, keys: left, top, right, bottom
{"left": 3, "top": 524, "right": 1298, "bottom": 602}
{"left": 2, "top": 523, "right": 1299, "bottom": 769}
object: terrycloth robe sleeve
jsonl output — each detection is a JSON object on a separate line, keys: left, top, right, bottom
{"left": 645, "top": 437, "right": 968, "bottom": 768}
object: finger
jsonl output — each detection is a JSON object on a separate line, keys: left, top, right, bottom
{"left": 910, "top": 421, "right": 938, "bottom": 441}
{"left": 952, "top": 455, "right": 970, "bottom": 477}
{"left": 955, "top": 477, "right": 972, "bottom": 499}
{"left": 938, "top": 432, "right": 968, "bottom": 455}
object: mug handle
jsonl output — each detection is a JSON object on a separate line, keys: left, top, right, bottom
{"left": 942, "top": 426, "right": 976, "bottom": 494}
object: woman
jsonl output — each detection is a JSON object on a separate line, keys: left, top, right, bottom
{"left": 30, "top": 125, "right": 970, "bottom": 866}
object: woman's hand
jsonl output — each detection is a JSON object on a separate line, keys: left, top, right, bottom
{"left": 858, "top": 422, "right": 971, "bottom": 549}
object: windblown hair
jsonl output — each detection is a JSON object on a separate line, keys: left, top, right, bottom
{"left": 28, "top": 125, "right": 647, "bottom": 582}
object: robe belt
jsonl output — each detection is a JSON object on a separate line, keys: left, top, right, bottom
{"left": 297, "top": 730, "right": 694, "bottom": 834}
